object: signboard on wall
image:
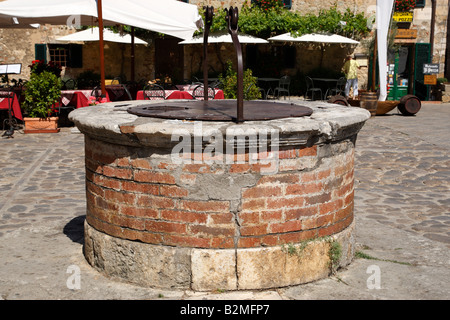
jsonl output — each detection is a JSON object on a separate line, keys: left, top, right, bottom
{"left": 393, "top": 12, "right": 414, "bottom": 22}
{"left": 423, "top": 63, "right": 440, "bottom": 75}
{"left": 395, "top": 29, "right": 417, "bottom": 39}
{"left": 424, "top": 75, "right": 437, "bottom": 85}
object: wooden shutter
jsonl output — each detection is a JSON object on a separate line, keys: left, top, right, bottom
{"left": 415, "top": 0, "right": 426, "bottom": 9}
{"left": 34, "top": 44, "right": 47, "bottom": 63}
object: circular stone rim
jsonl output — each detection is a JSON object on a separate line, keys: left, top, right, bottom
{"left": 126, "top": 100, "right": 314, "bottom": 121}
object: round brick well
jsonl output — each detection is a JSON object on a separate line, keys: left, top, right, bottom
{"left": 69, "top": 99, "right": 370, "bottom": 291}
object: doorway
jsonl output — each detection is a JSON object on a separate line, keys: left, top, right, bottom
{"left": 155, "top": 38, "right": 184, "bottom": 85}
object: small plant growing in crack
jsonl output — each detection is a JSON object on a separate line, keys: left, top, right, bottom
{"left": 281, "top": 237, "right": 342, "bottom": 275}
{"left": 327, "top": 239, "right": 342, "bottom": 275}
{"left": 355, "top": 251, "right": 413, "bottom": 266}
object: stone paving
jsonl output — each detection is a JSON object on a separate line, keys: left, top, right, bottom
{"left": 0, "top": 102, "right": 449, "bottom": 300}
{"left": 354, "top": 106, "right": 450, "bottom": 247}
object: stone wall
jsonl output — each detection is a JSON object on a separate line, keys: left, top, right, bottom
{"left": 0, "top": 25, "right": 155, "bottom": 83}
{"left": 0, "top": 25, "right": 74, "bottom": 81}
{"left": 65, "top": 41, "right": 155, "bottom": 83}
{"left": 189, "top": 0, "right": 449, "bottom": 80}
{"left": 0, "top": 1, "right": 447, "bottom": 89}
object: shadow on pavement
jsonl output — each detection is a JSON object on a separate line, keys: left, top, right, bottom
{"left": 63, "top": 215, "right": 86, "bottom": 245}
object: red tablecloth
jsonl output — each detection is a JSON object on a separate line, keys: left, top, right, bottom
{"left": 60, "top": 90, "right": 111, "bottom": 108}
{"left": 105, "top": 85, "right": 132, "bottom": 101}
{"left": 0, "top": 91, "right": 23, "bottom": 120}
{"left": 136, "top": 89, "right": 224, "bottom": 100}
{"left": 136, "top": 90, "right": 192, "bottom": 100}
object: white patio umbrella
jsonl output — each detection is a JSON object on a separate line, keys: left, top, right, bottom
{"left": 56, "top": 27, "right": 147, "bottom": 81}
{"left": 0, "top": 0, "right": 202, "bottom": 91}
{"left": 0, "top": 0, "right": 202, "bottom": 39}
{"left": 268, "top": 32, "right": 359, "bottom": 45}
{"left": 56, "top": 27, "right": 147, "bottom": 44}
{"left": 179, "top": 31, "right": 268, "bottom": 44}
{"left": 268, "top": 32, "right": 359, "bottom": 68}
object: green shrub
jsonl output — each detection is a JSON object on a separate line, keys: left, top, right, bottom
{"left": 23, "top": 71, "right": 62, "bottom": 118}
{"left": 219, "top": 61, "right": 261, "bottom": 100}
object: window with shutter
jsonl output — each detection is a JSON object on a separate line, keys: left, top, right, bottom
{"left": 415, "top": 0, "right": 426, "bottom": 9}
{"left": 34, "top": 44, "right": 47, "bottom": 63}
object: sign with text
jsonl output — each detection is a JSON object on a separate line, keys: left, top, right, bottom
{"left": 395, "top": 29, "right": 417, "bottom": 39}
{"left": 393, "top": 12, "right": 413, "bottom": 22}
{"left": 0, "top": 63, "right": 22, "bottom": 74}
{"left": 424, "top": 74, "right": 437, "bottom": 85}
{"left": 423, "top": 63, "right": 440, "bottom": 75}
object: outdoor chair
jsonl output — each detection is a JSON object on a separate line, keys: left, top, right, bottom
{"left": 57, "top": 80, "right": 77, "bottom": 117}
{"left": 245, "top": 83, "right": 265, "bottom": 100}
{"left": 62, "top": 78, "right": 76, "bottom": 90}
{"left": 121, "top": 84, "right": 133, "bottom": 100}
{"left": 273, "top": 75, "right": 290, "bottom": 100}
{"left": 305, "top": 76, "right": 323, "bottom": 101}
{"left": 143, "top": 84, "right": 165, "bottom": 100}
{"left": 192, "top": 84, "right": 215, "bottom": 100}
{"left": 164, "top": 83, "right": 178, "bottom": 90}
{"left": 189, "top": 82, "right": 203, "bottom": 90}
{"left": 90, "top": 86, "right": 103, "bottom": 99}
{"left": 325, "top": 77, "right": 346, "bottom": 100}
{"left": 210, "top": 79, "right": 224, "bottom": 90}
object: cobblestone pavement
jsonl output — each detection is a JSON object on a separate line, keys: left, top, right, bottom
{"left": 0, "top": 103, "right": 448, "bottom": 301}
{"left": 354, "top": 105, "right": 450, "bottom": 248}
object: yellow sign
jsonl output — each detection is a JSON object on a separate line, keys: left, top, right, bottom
{"left": 393, "top": 12, "right": 413, "bottom": 22}
{"left": 424, "top": 75, "right": 437, "bottom": 85}
{"left": 395, "top": 29, "right": 417, "bottom": 39}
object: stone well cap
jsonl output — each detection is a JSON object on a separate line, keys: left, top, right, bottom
{"left": 69, "top": 99, "right": 370, "bottom": 148}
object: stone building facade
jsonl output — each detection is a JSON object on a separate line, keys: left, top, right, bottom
{"left": 0, "top": 24, "right": 156, "bottom": 83}
{"left": 182, "top": 0, "right": 449, "bottom": 100}
{"left": 0, "top": 0, "right": 448, "bottom": 97}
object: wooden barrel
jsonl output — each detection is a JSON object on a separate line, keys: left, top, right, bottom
{"left": 398, "top": 95, "right": 421, "bottom": 116}
{"left": 328, "top": 95, "right": 349, "bottom": 106}
{"left": 359, "top": 91, "right": 378, "bottom": 116}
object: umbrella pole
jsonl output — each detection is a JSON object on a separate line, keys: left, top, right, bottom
{"left": 371, "top": 32, "right": 377, "bottom": 92}
{"left": 131, "top": 27, "right": 135, "bottom": 82}
{"left": 97, "top": 0, "right": 106, "bottom": 96}
{"left": 203, "top": 6, "right": 214, "bottom": 102}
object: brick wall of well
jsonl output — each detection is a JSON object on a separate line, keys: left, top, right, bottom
{"left": 84, "top": 135, "right": 355, "bottom": 249}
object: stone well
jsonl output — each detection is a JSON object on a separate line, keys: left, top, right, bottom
{"left": 69, "top": 99, "right": 370, "bottom": 291}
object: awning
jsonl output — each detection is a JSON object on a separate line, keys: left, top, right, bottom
{"left": 179, "top": 31, "right": 268, "bottom": 44}
{"left": 56, "top": 27, "right": 147, "bottom": 44}
{"left": 0, "top": 0, "right": 203, "bottom": 91}
{"left": 268, "top": 32, "right": 359, "bottom": 45}
{"left": 0, "top": 0, "right": 202, "bottom": 40}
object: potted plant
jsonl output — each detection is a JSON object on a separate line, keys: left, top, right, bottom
{"left": 22, "top": 61, "right": 62, "bottom": 133}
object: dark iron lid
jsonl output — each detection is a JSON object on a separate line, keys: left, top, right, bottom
{"left": 127, "top": 100, "right": 313, "bottom": 122}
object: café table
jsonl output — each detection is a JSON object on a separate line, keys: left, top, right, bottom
{"left": 0, "top": 90, "right": 23, "bottom": 121}
{"left": 105, "top": 84, "right": 132, "bottom": 101}
{"left": 311, "top": 78, "right": 339, "bottom": 99}
{"left": 60, "top": 89, "right": 111, "bottom": 109}
{"left": 257, "top": 77, "right": 279, "bottom": 99}
{"left": 136, "top": 88, "right": 224, "bottom": 100}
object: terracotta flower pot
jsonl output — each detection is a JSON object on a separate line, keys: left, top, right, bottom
{"left": 24, "top": 117, "right": 60, "bottom": 133}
